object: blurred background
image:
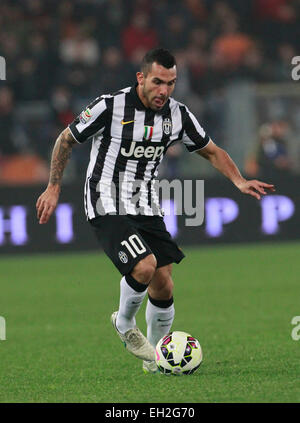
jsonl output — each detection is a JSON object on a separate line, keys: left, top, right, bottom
{"left": 1, "top": 1, "right": 300, "bottom": 403}
{"left": 0, "top": 0, "right": 299, "bottom": 252}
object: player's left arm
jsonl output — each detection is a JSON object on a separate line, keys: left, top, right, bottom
{"left": 197, "top": 139, "right": 275, "bottom": 200}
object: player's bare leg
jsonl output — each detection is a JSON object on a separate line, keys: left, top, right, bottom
{"left": 111, "top": 254, "right": 157, "bottom": 362}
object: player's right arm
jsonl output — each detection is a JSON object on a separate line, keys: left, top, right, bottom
{"left": 36, "top": 127, "right": 76, "bottom": 224}
{"left": 36, "top": 95, "right": 108, "bottom": 224}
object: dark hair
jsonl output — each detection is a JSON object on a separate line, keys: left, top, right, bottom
{"left": 141, "top": 48, "right": 176, "bottom": 75}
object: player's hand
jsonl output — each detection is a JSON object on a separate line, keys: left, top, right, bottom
{"left": 236, "top": 179, "right": 275, "bottom": 200}
{"left": 36, "top": 185, "right": 60, "bottom": 224}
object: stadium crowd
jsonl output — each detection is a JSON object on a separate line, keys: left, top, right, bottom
{"left": 0, "top": 0, "right": 299, "bottom": 183}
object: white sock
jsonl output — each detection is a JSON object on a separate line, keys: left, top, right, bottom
{"left": 116, "top": 275, "right": 148, "bottom": 334}
{"left": 146, "top": 297, "right": 175, "bottom": 348}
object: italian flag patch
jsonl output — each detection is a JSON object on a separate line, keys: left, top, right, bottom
{"left": 144, "top": 125, "right": 153, "bottom": 141}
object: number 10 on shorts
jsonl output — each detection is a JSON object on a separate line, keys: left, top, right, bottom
{"left": 121, "top": 235, "right": 146, "bottom": 258}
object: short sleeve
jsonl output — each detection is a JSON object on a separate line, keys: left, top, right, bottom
{"left": 68, "top": 96, "right": 108, "bottom": 143}
{"left": 180, "top": 106, "right": 210, "bottom": 153}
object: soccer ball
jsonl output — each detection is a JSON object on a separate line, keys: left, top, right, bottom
{"left": 155, "top": 331, "right": 203, "bottom": 375}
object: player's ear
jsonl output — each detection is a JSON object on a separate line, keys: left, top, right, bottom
{"left": 136, "top": 71, "right": 144, "bottom": 86}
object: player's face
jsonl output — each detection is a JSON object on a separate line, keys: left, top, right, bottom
{"left": 137, "top": 62, "right": 177, "bottom": 111}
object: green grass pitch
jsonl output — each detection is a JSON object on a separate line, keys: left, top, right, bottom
{"left": 0, "top": 242, "right": 299, "bottom": 403}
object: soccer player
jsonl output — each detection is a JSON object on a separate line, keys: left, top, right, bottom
{"left": 36, "top": 48, "right": 275, "bottom": 373}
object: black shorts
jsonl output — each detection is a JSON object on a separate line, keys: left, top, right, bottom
{"left": 89, "top": 214, "right": 185, "bottom": 275}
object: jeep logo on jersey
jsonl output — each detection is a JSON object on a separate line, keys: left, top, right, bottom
{"left": 162, "top": 117, "right": 172, "bottom": 135}
{"left": 121, "top": 141, "right": 164, "bottom": 160}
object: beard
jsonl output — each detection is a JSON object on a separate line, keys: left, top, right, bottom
{"left": 142, "top": 87, "right": 166, "bottom": 111}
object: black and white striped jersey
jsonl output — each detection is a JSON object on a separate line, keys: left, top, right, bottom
{"left": 68, "top": 84, "right": 210, "bottom": 219}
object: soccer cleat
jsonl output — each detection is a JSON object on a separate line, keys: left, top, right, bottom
{"left": 142, "top": 360, "right": 159, "bottom": 374}
{"left": 111, "top": 311, "right": 155, "bottom": 362}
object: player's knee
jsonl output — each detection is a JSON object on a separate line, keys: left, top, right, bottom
{"left": 131, "top": 254, "right": 157, "bottom": 284}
